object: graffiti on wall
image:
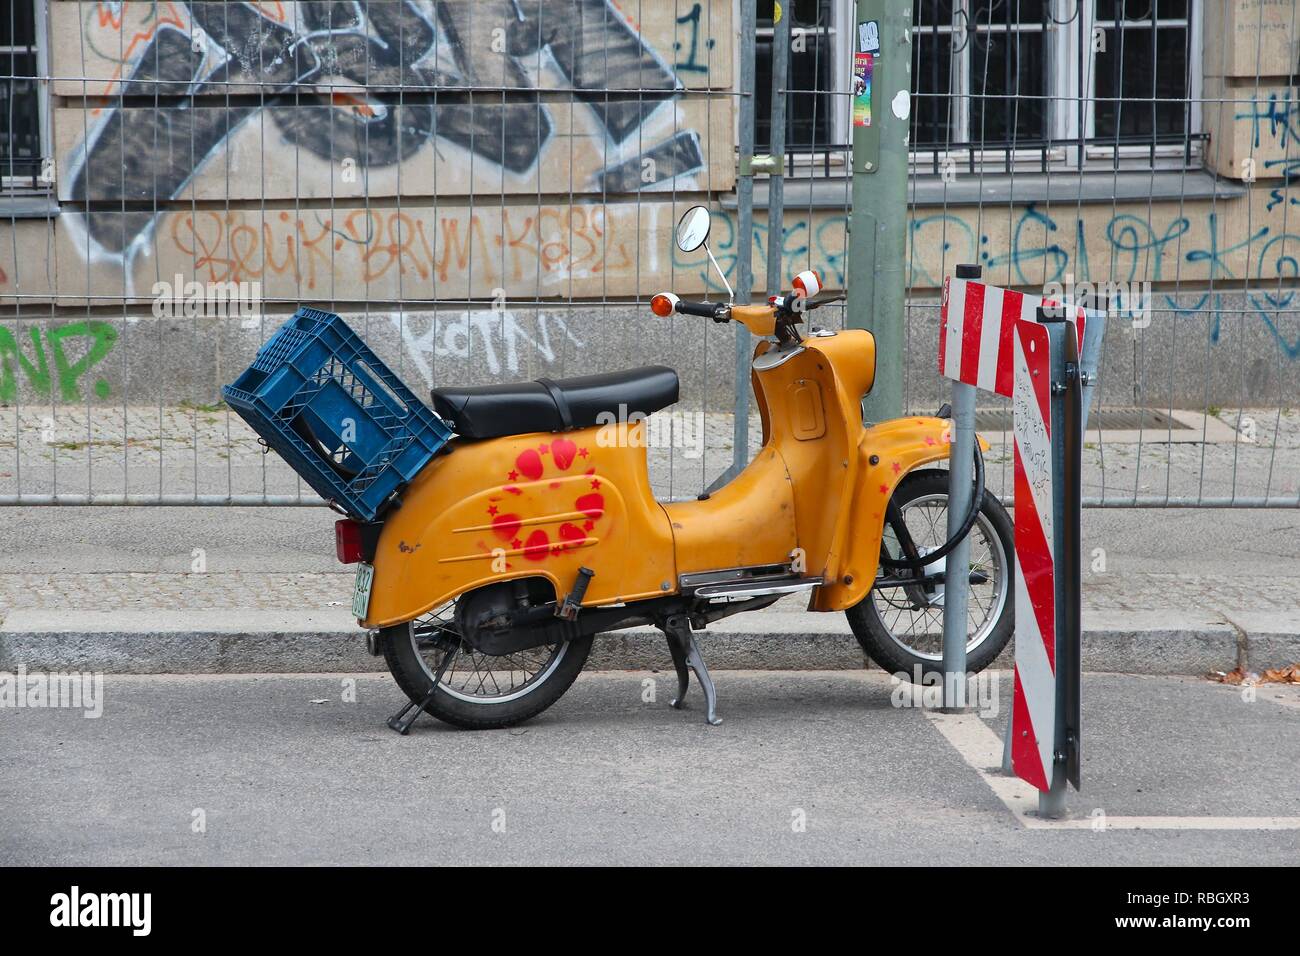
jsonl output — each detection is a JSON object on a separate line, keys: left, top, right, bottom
{"left": 673, "top": 199, "right": 1300, "bottom": 358}
{"left": 0, "top": 322, "right": 119, "bottom": 403}
{"left": 390, "top": 310, "right": 586, "bottom": 384}
{"left": 68, "top": 1, "right": 717, "bottom": 265}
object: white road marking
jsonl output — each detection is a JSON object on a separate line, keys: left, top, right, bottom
{"left": 923, "top": 709, "right": 1300, "bottom": 831}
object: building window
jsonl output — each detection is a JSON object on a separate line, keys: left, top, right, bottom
{"left": 753, "top": 0, "right": 1201, "bottom": 170}
{"left": 1, "top": 0, "right": 45, "bottom": 189}
{"left": 756, "top": 0, "right": 844, "bottom": 152}
{"left": 913, "top": 0, "right": 1051, "bottom": 151}
{"left": 1090, "top": 0, "right": 1194, "bottom": 145}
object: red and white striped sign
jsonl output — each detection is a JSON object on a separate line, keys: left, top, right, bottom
{"left": 1010, "top": 319, "right": 1058, "bottom": 791}
{"left": 939, "top": 273, "right": 1092, "bottom": 792}
{"left": 939, "top": 277, "right": 1085, "bottom": 398}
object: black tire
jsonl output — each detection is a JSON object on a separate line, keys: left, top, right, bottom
{"left": 846, "top": 469, "right": 1014, "bottom": 680}
{"left": 381, "top": 611, "right": 592, "bottom": 730}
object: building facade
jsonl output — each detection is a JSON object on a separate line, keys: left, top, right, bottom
{"left": 1, "top": 0, "right": 1297, "bottom": 410}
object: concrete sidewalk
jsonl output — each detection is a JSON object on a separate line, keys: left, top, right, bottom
{"left": 0, "top": 504, "right": 1296, "bottom": 676}
{"left": 2, "top": 671, "right": 1296, "bottom": 865}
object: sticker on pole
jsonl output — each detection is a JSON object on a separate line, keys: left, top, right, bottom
{"left": 939, "top": 277, "right": 1085, "bottom": 398}
{"left": 852, "top": 53, "right": 873, "bottom": 127}
{"left": 1010, "top": 319, "right": 1057, "bottom": 792}
{"left": 858, "top": 20, "right": 880, "bottom": 54}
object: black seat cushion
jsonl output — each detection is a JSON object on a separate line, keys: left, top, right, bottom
{"left": 431, "top": 366, "right": 679, "bottom": 440}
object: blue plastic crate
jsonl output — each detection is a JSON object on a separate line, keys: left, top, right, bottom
{"left": 223, "top": 307, "right": 452, "bottom": 521}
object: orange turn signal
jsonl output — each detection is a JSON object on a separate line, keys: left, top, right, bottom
{"left": 650, "top": 292, "right": 678, "bottom": 317}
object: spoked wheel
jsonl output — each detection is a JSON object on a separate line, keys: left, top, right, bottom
{"left": 846, "top": 470, "right": 1014, "bottom": 679}
{"left": 381, "top": 601, "right": 593, "bottom": 730}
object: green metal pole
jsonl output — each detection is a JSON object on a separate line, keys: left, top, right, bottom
{"left": 847, "top": 1, "right": 911, "bottom": 423}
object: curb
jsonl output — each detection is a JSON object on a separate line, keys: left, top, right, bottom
{"left": 1, "top": 608, "right": 1287, "bottom": 676}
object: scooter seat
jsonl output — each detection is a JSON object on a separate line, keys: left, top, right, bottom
{"left": 430, "top": 366, "right": 679, "bottom": 440}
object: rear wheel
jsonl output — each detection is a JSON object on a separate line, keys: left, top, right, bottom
{"left": 382, "top": 601, "right": 592, "bottom": 730}
{"left": 846, "top": 470, "right": 1014, "bottom": 679}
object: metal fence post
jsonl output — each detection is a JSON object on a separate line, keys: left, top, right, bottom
{"left": 941, "top": 264, "right": 981, "bottom": 710}
{"left": 847, "top": 0, "right": 911, "bottom": 423}
{"left": 725, "top": 0, "right": 759, "bottom": 484}
{"left": 764, "top": 2, "right": 790, "bottom": 303}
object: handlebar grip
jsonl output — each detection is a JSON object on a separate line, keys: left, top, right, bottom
{"left": 675, "top": 301, "right": 722, "bottom": 319}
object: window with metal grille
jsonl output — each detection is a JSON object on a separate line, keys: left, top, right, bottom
{"left": 913, "top": 0, "right": 1051, "bottom": 151}
{"left": 1091, "top": 0, "right": 1195, "bottom": 145}
{"left": 753, "top": 0, "right": 1201, "bottom": 171}
{"left": 1, "top": 0, "right": 43, "bottom": 188}
{"left": 756, "top": 0, "right": 844, "bottom": 152}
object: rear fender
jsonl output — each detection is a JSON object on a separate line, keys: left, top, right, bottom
{"left": 362, "top": 422, "right": 677, "bottom": 628}
{"left": 811, "top": 416, "right": 989, "bottom": 611}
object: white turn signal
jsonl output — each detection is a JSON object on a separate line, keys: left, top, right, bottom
{"left": 792, "top": 270, "right": 823, "bottom": 299}
{"left": 650, "top": 292, "right": 679, "bottom": 317}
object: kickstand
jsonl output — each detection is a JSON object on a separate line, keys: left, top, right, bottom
{"left": 387, "top": 642, "right": 457, "bottom": 735}
{"left": 661, "top": 614, "right": 721, "bottom": 725}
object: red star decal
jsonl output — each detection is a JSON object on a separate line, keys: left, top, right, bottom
{"left": 891, "top": 461, "right": 902, "bottom": 475}
{"left": 507, "top": 469, "right": 519, "bottom": 481}
{"left": 487, "top": 505, "right": 499, "bottom": 516}
{"left": 924, "top": 435, "right": 936, "bottom": 446}
{"left": 583, "top": 520, "right": 594, "bottom": 532}
{"left": 578, "top": 448, "right": 589, "bottom": 458}
{"left": 538, "top": 443, "right": 549, "bottom": 454}
{"left": 511, "top": 538, "right": 523, "bottom": 549}
{"left": 879, "top": 483, "right": 889, "bottom": 495}
{"left": 590, "top": 478, "right": 601, "bottom": 489}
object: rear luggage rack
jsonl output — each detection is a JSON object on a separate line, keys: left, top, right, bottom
{"left": 223, "top": 307, "right": 452, "bottom": 521}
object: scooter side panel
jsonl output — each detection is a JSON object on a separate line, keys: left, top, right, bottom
{"left": 662, "top": 443, "right": 798, "bottom": 574}
{"left": 363, "top": 422, "right": 676, "bottom": 627}
{"left": 811, "top": 416, "right": 974, "bottom": 611}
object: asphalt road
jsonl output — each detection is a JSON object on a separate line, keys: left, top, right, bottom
{"left": 3, "top": 670, "right": 1297, "bottom": 865}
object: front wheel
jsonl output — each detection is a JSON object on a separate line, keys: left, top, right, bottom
{"left": 846, "top": 470, "right": 1014, "bottom": 680}
{"left": 382, "top": 602, "right": 592, "bottom": 729}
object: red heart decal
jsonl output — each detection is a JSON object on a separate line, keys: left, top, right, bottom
{"left": 551, "top": 438, "right": 578, "bottom": 471}
{"left": 558, "top": 522, "right": 586, "bottom": 549}
{"left": 523, "top": 529, "right": 550, "bottom": 561}
{"left": 515, "top": 448, "right": 544, "bottom": 481}
{"left": 575, "top": 493, "right": 605, "bottom": 519}
{"left": 491, "top": 513, "right": 522, "bottom": 541}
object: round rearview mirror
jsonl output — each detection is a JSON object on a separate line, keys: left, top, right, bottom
{"left": 675, "top": 205, "right": 711, "bottom": 253}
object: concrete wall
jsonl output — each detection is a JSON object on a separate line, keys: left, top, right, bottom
{"left": 3, "top": 291, "right": 1294, "bottom": 411}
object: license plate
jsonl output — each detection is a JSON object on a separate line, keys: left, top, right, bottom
{"left": 352, "top": 562, "right": 374, "bottom": 619}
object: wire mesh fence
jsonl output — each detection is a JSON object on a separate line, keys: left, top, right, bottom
{"left": 1, "top": 0, "right": 1297, "bottom": 507}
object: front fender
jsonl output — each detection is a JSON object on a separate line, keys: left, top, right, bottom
{"left": 811, "top": 416, "right": 989, "bottom": 611}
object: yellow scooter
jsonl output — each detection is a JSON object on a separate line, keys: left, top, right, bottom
{"left": 342, "top": 207, "right": 1013, "bottom": 733}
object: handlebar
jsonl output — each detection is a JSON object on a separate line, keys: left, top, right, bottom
{"left": 675, "top": 300, "right": 727, "bottom": 320}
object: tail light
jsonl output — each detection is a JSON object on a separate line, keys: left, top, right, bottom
{"left": 650, "top": 292, "right": 679, "bottom": 317}
{"left": 335, "top": 519, "right": 363, "bottom": 564}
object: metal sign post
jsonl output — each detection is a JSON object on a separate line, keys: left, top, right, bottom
{"left": 940, "top": 263, "right": 983, "bottom": 710}
{"left": 938, "top": 275, "right": 1105, "bottom": 818}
